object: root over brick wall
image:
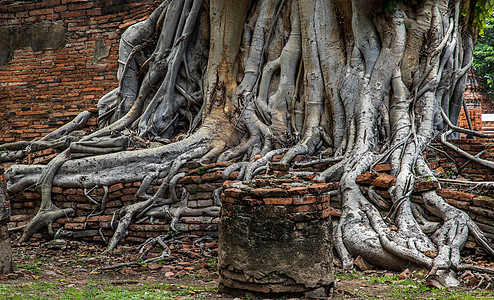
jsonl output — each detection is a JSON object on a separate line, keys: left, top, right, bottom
{"left": 2, "top": 140, "right": 494, "bottom": 260}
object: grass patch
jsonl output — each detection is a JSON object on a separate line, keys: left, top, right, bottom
{"left": 0, "top": 281, "right": 212, "bottom": 300}
{"left": 363, "top": 273, "right": 493, "bottom": 299}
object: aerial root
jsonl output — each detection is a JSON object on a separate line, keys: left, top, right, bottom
{"left": 221, "top": 148, "right": 286, "bottom": 181}
{"left": 19, "top": 204, "right": 74, "bottom": 243}
{"left": 102, "top": 144, "right": 211, "bottom": 252}
{"left": 92, "top": 234, "right": 206, "bottom": 273}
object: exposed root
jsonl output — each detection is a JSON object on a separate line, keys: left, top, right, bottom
{"left": 19, "top": 204, "right": 74, "bottom": 243}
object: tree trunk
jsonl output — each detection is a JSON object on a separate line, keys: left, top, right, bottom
{"left": 2, "top": 0, "right": 493, "bottom": 286}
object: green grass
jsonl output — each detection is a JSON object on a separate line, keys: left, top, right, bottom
{"left": 0, "top": 281, "right": 212, "bottom": 300}
{"left": 335, "top": 270, "right": 365, "bottom": 280}
{"left": 362, "top": 273, "right": 493, "bottom": 299}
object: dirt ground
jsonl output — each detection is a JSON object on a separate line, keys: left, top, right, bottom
{"left": 1, "top": 236, "right": 493, "bottom": 299}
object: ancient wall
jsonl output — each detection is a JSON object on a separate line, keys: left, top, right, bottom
{"left": 458, "top": 108, "right": 482, "bottom": 132}
{"left": 0, "top": 0, "right": 159, "bottom": 143}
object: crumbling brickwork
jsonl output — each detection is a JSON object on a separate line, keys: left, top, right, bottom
{"left": 219, "top": 179, "right": 335, "bottom": 298}
{"left": 0, "top": 0, "right": 159, "bottom": 143}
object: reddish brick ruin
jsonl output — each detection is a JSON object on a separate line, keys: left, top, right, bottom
{"left": 459, "top": 70, "right": 494, "bottom": 133}
{"left": 0, "top": 0, "right": 160, "bottom": 143}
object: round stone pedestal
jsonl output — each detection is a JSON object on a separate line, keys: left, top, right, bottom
{"left": 219, "top": 178, "right": 335, "bottom": 298}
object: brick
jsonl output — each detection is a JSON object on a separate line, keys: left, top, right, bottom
{"left": 180, "top": 217, "right": 201, "bottom": 224}
{"left": 109, "top": 183, "right": 124, "bottom": 192}
{"left": 469, "top": 206, "right": 494, "bottom": 219}
{"left": 222, "top": 196, "right": 235, "bottom": 204}
{"left": 263, "top": 198, "right": 293, "bottom": 205}
{"left": 196, "top": 199, "right": 214, "bottom": 207}
{"left": 228, "top": 171, "right": 239, "bottom": 180}
{"left": 288, "top": 205, "right": 311, "bottom": 213}
{"left": 293, "top": 195, "right": 318, "bottom": 205}
{"left": 371, "top": 174, "right": 396, "bottom": 188}
{"left": 65, "top": 223, "right": 85, "bottom": 230}
{"left": 287, "top": 186, "right": 309, "bottom": 195}
{"left": 472, "top": 196, "right": 494, "bottom": 210}
{"left": 178, "top": 175, "right": 202, "bottom": 184}
{"left": 189, "top": 192, "right": 213, "bottom": 200}
{"left": 250, "top": 188, "right": 288, "bottom": 198}
{"left": 356, "top": 172, "right": 378, "bottom": 184}
{"left": 445, "top": 198, "right": 469, "bottom": 210}
{"left": 308, "top": 183, "right": 331, "bottom": 194}
{"left": 436, "top": 189, "right": 475, "bottom": 202}
{"left": 201, "top": 170, "right": 223, "bottom": 182}
{"left": 61, "top": 10, "right": 86, "bottom": 18}
{"left": 223, "top": 188, "right": 247, "bottom": 198}
{"left": 122, "top": 187, "right": 138, "bottom": 195}
{"left": 98, "top": 215, "right": 114, "bottom": 222}
{"left": 413, "top": 180, "right": 438, "bottom": 192}
{"left": 121, "top": 194, "right": 134, "bottom": 202}
{"left": 321, "top": 208, "right": 341, "bottom": 218}
{"left": 9, "top": 215, "right": 30, "bottom": 222}
{"left": 63, "top": 188, "right": 78, "bottom": 195}
{"left": 29, "top": 8, "right": 54, "bottom": 16}
{"left": 239, "top": 198, "right": 263, "bottom": 206}
{"left": 76, "top": 203, "right": 94, "bottom": 210}
{"left": 52, "top": 187, "right": 63, "bottom": 194}
{"left": 106, "top": 200, "right": 122, "bottom": 208}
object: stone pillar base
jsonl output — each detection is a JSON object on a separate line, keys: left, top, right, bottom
{"left": 219, "top": 179, "right": 335, "bottom": 298}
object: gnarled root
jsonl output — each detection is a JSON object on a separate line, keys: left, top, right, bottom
{"left": 19, "top": 204, "right": 74, "bottom": 243}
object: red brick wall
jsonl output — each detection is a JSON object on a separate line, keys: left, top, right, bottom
{"left": 0, "top": 0, "right": 160, "bottom": 143}
{"left": 458, "top": 108, "right": 482, "bottom": 131}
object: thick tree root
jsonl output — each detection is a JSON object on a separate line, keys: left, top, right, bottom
{"left": 19, "top": 204, "right": 74, "bottom": 243}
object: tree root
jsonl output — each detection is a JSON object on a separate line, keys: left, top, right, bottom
{"left": 19, "top": 204, "right": 74, "bottom": 243}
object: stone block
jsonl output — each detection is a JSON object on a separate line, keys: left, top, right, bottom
{"left": 219, "top": 203, "right": 334, "bottom": 297}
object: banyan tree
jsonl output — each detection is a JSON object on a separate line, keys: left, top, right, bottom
{"left": 3, "top": 0, "right": 494, "bottom": 286}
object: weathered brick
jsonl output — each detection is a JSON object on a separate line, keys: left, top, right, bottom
{"left": 356, "top": 172, "right": 378, "bottom": 184}
{"left": 371, "top": 174, "right": 396, "bottom": 188}
{"left": 445, "top": 198, "right": 469, "bottom": 210}
{"left": 250, "top": 188, "right": 288, "bottom": 198}
{"left": 264, "top": 198, "right": 292, "bottom": 205}
{"left": 109, "top": 183, "right": 124, "bottom": 192}
{"left": 223, "top": 188, "right": 247, "bottom": 199}
{"left": 413, "top": 180, "right": 438, "bottom": 192}
{"left": 436, "top": 189, "right": 475, "bottom": 202}
{"left": 287, "top": 186, "right": 309, "bottom": 195}
{"left": 321, "top": 208, "right": 342, "bottom": 218}
{"left": 65, "top": 223, "right": 85, "bottom": 230}
{"left": 287, "top": 205, "right": 311, "bottom": 213}
{"left": 189, "top": 192, "right": 213, "bottom": 201}
{"left": 472, "top": 196, "right": 494, "bottom": 210}
{"left": 201, "top": 170, "right": 223, "bottom": 182}
{"left": 293, "top": 195, "right": 317, "bottom": 205}
{"left": 178, "top": 175, "right": 202, "bottom": 184}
